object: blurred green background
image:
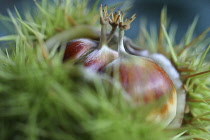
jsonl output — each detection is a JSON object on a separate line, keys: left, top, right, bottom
{"left": 0, "top": 0, "right": 210, "bottom": 42}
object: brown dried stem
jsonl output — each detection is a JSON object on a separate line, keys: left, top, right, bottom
{"left": 181, "top": 70, "right": 210, "bottom": 80}
{"left": 107, "top": 11, "right": 120, "bottom": 43}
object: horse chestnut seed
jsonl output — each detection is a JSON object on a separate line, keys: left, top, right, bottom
{"left": 74, "top": 5, "right": 118, "bottom": 72}
{"left": 63, "top": 38, "right": 98, "bottom": 61}
{"left": 104, "top": 12, "right": 177, "bottom": 127}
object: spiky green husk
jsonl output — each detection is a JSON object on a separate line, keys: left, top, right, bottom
{"left": 0, "top": 43, "right": 172, "bottom": 140}
{"left": 138, "top": 8, "right": 210, "bottom": 139}
{"left": 0, "top": 0, "right": 209, "bottom": 140}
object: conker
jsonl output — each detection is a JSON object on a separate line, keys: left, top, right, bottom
{"left": 63, "top": 38, "right": 98, "bottom": 61}
{"left": 104, "top": 12, "right": 177, "bottom": 127}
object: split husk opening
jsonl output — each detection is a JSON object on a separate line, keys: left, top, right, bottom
{"left": 0, "top": 0, "right": 210, "bottom": 140}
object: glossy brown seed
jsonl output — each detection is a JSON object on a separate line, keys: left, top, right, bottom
{"left": 105, "top": 56, "right": 177, "bottom": 127}
{"left": 103, "top": 10, "right": 177, "bottom": 127}
{"left": 108, "top": 56, "right": 176, "bottom": 103}
{"left": 75, "top": 5, "right": 119, "bottom": 72}
{"left": 83, "top": 47, "right": 118, "bottom": 71}
{"left": 63, "top": 38, "right": 98, "bottom": 61}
